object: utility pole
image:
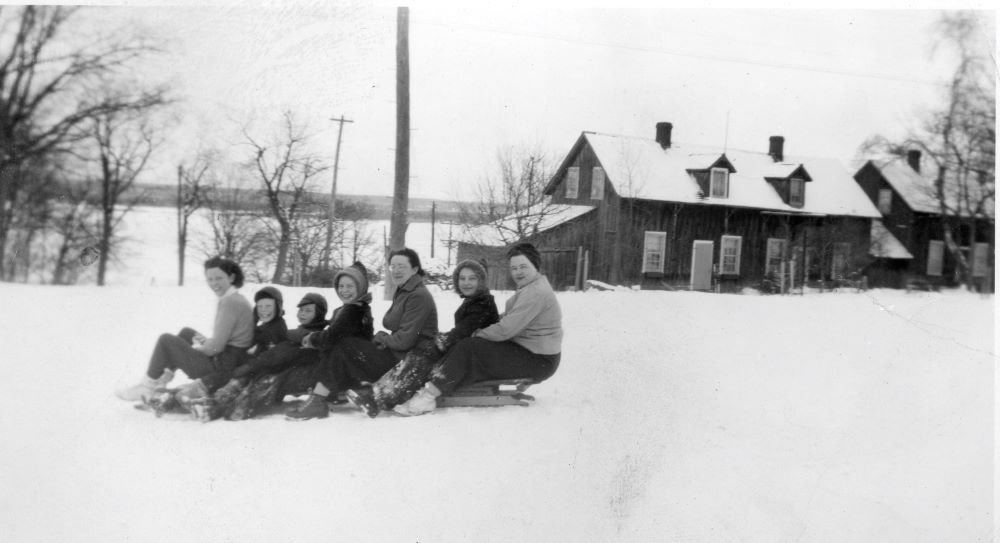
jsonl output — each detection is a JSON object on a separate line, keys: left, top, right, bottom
{"left": 387, "top": 6, "right": 410, "bottom": 300}
{"left": 176, "top": 164, "right": 184, "bottom": 286}
{"left": 324, "top": 114, "right": 353, "bottom": 272}
{"left": 430, "top": 201, "right": 436, "bottom": 258}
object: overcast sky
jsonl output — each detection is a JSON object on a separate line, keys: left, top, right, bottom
{"left": 84, "top": 2, "right": 995, "bottom": 201}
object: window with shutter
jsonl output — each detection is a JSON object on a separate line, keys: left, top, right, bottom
{"left": 591, "top": 167, "right": 605, "bottom": 200}
{"left": 565, "top": 167, "right": 579, "bottom": 199}
{"left": 927, "top": 240, "right": 944, "bottom": 276}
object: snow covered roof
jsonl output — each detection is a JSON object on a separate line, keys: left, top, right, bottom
{"left": 457, "top": 203, "right": 596, "bottom": 247}
{"left": 868, "top": 158, "right": 994, "bottom": 218}
{"left": 869, "top": 220, "right": 913, "bottom": 259}
{"left": 563, "top": 132, "right": 881, "bottom": 218}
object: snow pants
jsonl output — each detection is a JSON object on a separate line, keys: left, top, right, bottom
{"left": 430, "top": 337, "right": 560, "bottom": 394}
{"left": 371, "top": 340, "right": 441, "bottom": 410}
{"left": 312, "top": 336, "right": 403, "bottom": 397}
{"left": 145, "top": 328, "right": 247, "bottom": 391}
{"left": 233, "top": 342, "right": 320, "bottom": 380}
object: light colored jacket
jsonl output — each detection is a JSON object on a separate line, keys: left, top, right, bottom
{"left": 476, "top": 274, "right": 562, "bottom": 355}
{"left": 201, "top": 289, "right": 254, "bottom": 356}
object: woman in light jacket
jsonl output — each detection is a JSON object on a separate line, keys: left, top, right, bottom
{"left": 115, "top": 256, "right": 254, "bottom": 407}
{"left": 396, "top": 242, "right": 562, "bottom": 416}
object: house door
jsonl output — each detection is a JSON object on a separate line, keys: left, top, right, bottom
{"left": 690, "top": 240, "right": 714, "bottom": 290}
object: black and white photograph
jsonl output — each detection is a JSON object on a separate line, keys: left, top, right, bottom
{"left": 0, "top": 2, "right": 994, "bottom": 541}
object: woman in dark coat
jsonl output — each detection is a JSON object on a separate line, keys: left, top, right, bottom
{"left": 286, "top": 248, "right": 438, "bottom": 420}
{"left": 346, "top": 258, "right": 499, "bottom": 418}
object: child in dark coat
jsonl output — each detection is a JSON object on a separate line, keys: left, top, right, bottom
{"left": 248, "top": 286, "right": 289, "bottom": 356}
{"left": 346, "top": 259, "right": 499, "bottom": 417}
{"left": 222, "top": 263, "right": 376, "bottom": 421}
{"left": 194, "top": 292, "right": 329, "bottom": 421}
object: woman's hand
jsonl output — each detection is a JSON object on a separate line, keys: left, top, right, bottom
{"left": 301, "top": 333, "right": 314, "bottom": 349}
{"left": 373, "top": 331, "right": 389, "bottom": 349}
{"left": 193, "top": 333, "right": 207, "bottom": 345}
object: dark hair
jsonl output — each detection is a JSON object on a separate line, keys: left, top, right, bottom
{"left": 204, "top": 256, "right": 245, "bottom": 288}
{"left": 506, "top": 242, "right": 541, "bottom": 271}
{"left": 388, "top": 248, "right": 426, "bottom": 276}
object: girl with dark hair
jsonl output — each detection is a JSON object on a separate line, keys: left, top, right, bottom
{"left": 286, "top": 248, "right": 438, "bottom": 420}
{"left": 396, "top": 242, "right": 562, "bottom": 416}
{"left": 346, "top": 258, "right": 500, "bottom": 418}
{"left": 115, "top": 257, "right": 254, "bottom": 408}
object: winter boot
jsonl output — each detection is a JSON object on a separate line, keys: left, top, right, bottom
{"left": 143, "top": 388, "right": 179, "bottom": 418}
{"left": 346, "top": 387, "right": 380, "bottom": 419}
{"left": 226, "top": 386, "right": 254, "bottom": 421}
{"left": 285, "top": 393, "right": 329, "bottom": 420}
{"left": 116, "top": 369, "right": 174, "bottom": 402}
{"left": 174, "top": 379, "right": 209, "bottom": 416}
{"left": 396, "top": 382, "right": 441, "bottom": 417}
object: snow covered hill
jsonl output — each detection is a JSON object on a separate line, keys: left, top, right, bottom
{"left": 0, "top": 282, "right": 994, "bottom": 542}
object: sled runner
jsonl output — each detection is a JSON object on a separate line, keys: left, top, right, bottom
{"left": 436, "top": 378, "right": 537, "bottom": 408}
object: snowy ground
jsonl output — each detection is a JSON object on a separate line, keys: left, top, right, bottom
{"left": 0, "top": 281, "right": 994, "bottom": 542}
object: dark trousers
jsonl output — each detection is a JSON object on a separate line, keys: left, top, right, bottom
{"left": 146, "top": 328, "right": 246, "bottom": 391}
{"left": 430, "top": 337, "right": 560, "bottom": 394}
{"left": 372, "top": 341, "right": 441, "bottom": 410}
{"left": 313, "top": 336, "right": 399, "bottom": 396}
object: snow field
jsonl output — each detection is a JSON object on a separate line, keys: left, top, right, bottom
{"left": 0, "top": 282, "right": 993, "bottom": 542}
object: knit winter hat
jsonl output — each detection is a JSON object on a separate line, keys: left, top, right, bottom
{"left": 334, "top": 262, "right": 370, "bottom": 300}
{"left": 452, "top": 259, "right": 489, "bottom": 297}
{"left": 507, "top": 242, "right": 541, "bottom": 271}
{"left": 253, "top": 286, "right": 285, "bottom": 320}
{"left": 297, "top": 292, "right": 328, "bottom": 322}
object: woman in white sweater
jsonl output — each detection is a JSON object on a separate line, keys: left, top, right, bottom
{"left": 115, "top": 257, "right": 254, "bottom": 406}
{"left": 396, "top": 243, "right": 562, "bottom": 416}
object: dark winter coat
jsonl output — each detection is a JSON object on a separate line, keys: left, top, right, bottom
{"left": 437, "top": 292, "right": 500, "bottom": 352}
{"left": 286, "top": 319, "right": 330, "bottom": 345}
{"left": 306, "top": 296, "right": 375, "bottom": 350}
{"left": 371, "top": 292, "right": 499, "bottom": 410}
{"left": 252, "top": 318, "right": 289, "bottom": 355}
{"left": 380, "top": 274, "right": 438, "bottom": 360}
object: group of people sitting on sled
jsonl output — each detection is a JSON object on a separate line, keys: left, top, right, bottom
{"left": 115, "top": 242, "right": 562, "bottom": 421}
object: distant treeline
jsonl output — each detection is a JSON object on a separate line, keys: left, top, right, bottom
{"left": 116, "top": 183, "right": 469, "bottom": 223}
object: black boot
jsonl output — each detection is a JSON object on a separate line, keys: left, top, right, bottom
{"left": 285, "top": 393, "right": 329, "bottom": 420}
{"left": 346, "top": 387, "right": 380, "bottom": 418}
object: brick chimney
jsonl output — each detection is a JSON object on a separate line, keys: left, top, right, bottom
{"left": 655, "top": 122, "right": 673, "bottom": 149}
{"left": 768, "top": 136, "right": 784, "bottom": 162}
{"left": 906, "top": 149, "right": 921, "bottom": 172}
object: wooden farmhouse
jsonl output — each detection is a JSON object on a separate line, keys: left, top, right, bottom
{"left": 854, "top": 151, "right": 995, "bottom": 291}
{"left": 458, "top": 122, "right": 894, "bottom": 292}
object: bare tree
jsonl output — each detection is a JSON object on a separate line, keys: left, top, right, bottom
{"left": 176, "top": 149, "right": 216, "bottom": 285}
{"left": 48, "top": 176, "right": 99, "bottom": 285}
{"left": 79, "top": 87, "right": 169, "bottom": 286}
{"left": 459, "top": 145, "right": 565, "bottom": 245}
{"left": 0, "top": 6, "right": 164, "bottom": 280}
{"left": 862, "top": 12, "right": 995, "bottom": 288}
{"left": 199, "top": 174, "right": 273, "bottom": 282}
{"left": 243, "top": 111, "right": 329, "bottom": 283}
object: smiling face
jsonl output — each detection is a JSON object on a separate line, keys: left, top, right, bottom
{"left": 296, "top": 303, "right": 317, "bottom": 325}
{"left": 256, "top": 298, "right": 277, "bottom": 323}
{"left": 508, "top": 255, "right": 538, "bottom": 288}
{"left": 457, "top": 267, "right": 480, "bottom": 297}
{"left": 390, "top": 255, "right": 417, "bottom": 286}
{"left": 336, "top": 276, "right": 358, "bottom": 304}
{"left": 205, "top": 267, "right": 235, "bottom": 297}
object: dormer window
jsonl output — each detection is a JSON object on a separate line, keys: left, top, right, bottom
{"left": 789, "top": 178, "right": 804, "bottom": 207}
{"left": 877, "top": 188, "right": 892, "bottom": 214}
{"left": 710, "top": 168, "right": 729, "bottom": 198}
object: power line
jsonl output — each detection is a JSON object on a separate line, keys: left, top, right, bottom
{"left": 406, "top": 17, "right": 948, "bottom": 87}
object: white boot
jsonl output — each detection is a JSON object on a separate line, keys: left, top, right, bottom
{"left": 396, "top": 383, "right": 440, "bottom": 417}
{"left": 115, "top": 369, "right": 174, "bottom": 402}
